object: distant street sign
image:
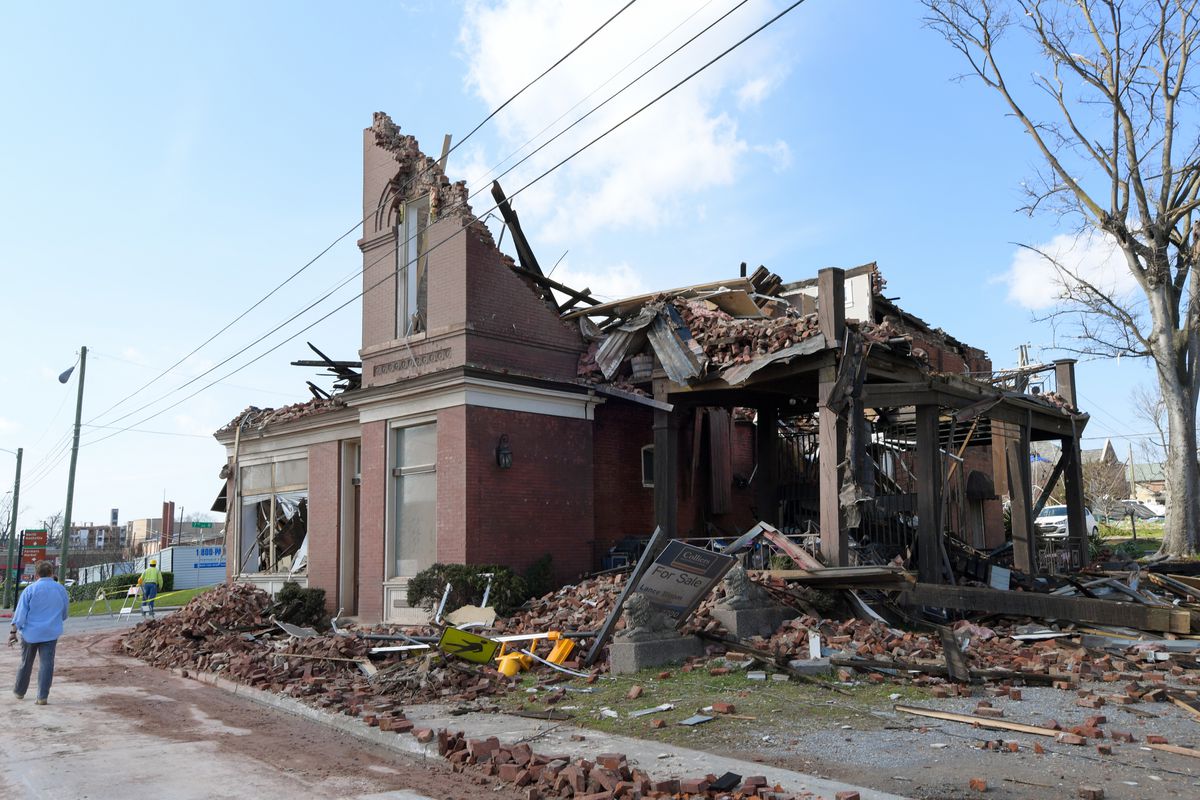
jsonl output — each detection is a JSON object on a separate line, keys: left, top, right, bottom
{"left": 191, "top": 521, "right": 213, "bottom": 528}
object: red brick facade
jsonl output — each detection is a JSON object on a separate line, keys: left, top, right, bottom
{"left": 214, "top": 114, "right": 1008, "bottom": 623}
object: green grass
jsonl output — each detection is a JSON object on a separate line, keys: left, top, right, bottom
{"left": 69, "top": 585, "right": 214, "bottom": 617}
{"left": 492, "top": 660, "right": 929, "bottom": 750}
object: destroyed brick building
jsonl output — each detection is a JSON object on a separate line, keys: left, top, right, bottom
{"left": 214, "top": 112, "right": 1093, "bottom": 623}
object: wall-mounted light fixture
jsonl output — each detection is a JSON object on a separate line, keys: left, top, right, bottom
{"left": 495, "top": 434, "right": 513, "bottom": 469}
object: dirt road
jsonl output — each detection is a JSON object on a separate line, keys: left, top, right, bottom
{"left": 0, "top": 630, "right": 526, "bottom": 800}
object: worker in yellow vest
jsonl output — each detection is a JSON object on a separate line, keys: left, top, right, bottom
{"left": 138, "top": 560, "right": 163, "bottom": 619}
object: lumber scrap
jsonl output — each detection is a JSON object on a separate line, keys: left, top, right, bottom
{"left": 833, "top": 658, "right": 1061, "bottom": 686}
{"left": 761, "top": 565, "right": 912, "bottom": 588}
{"left": 1147, "top": 742, "right": 1200, "bottom": 760}
{"left": 894, "top": 704, "right": 1059, "bottom": 736}
{"left": 896, "top": 583, "right": 1191, "bottom": 634}
{"left": 1167, "top": 692, "right": 1200, "bottom": 723}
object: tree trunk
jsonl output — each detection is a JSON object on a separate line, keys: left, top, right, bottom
{"left": 1158, "top": 368, "right": 1200, "bottom": 556}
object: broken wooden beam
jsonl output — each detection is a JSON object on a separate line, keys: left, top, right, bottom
{"left": 896, "top": 583, "right": 1191, "bottom": 634}
{"left": 833, "top": 658, "right": 1061, "bottom": 686}
{"left": 894, "top": 704, "right": 1060, "bottom": 736}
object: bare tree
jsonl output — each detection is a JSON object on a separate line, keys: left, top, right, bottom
{"left": 1083, "top": 456, "right": 1130, "bottom": 516}
{"left": 925, "top": 0, "right": 1200, "bottom": 555}
{"left": 1131, "top": 383, "right": 1171, "bottom": 463}
{"left": 42, "top": 510, "right": 63, "bottom": 546}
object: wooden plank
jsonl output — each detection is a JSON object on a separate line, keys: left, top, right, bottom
{"left": 817, "top": 268, "right": 845, "bottom": 343}
{"left": 755, "top": 406, "right": 779, "bottom": 526}
{"left": 894, "top": 705, "right": 1060, "bottom": 737}
{"left": 1061, "top": 421, "right": 1089, "bottom": 567}
{"left": 897, "top": 583, "right": 1190, "bottom": 633}
{"left": 653, "top": 409, "right": 679, "bottom": 538}
{"left": 818, "top": 365, "right": 847, "bottom": 565}
{"left": 1147, "top": 742, "right": 1200, "bottom": 760}
{"left": 757, "top": 522, "right": 825, "bottom": 570}
{"left": 1167, "top": 692, "right": 1200, "bottom": 722}
{"left": 560, "top": 277, "right": 757, "bottom": 320}
{"left": 1005, "top": 429, "right": 1036, "bottom": 574}
{"left": 915, "top": 404, "right": 943, "bottom": 582}
{"left": 833, "top": 658, "right": 1061, "bottom": 685}
{"left": 937, "top": 625, "right": 972, "bottom": 683}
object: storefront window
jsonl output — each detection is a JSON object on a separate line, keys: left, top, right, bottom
{"left": 239, "top": 459, "right": 308, "bottom": 574}
{"left": 392, "top": 424, "right": 436, "bottom": 576}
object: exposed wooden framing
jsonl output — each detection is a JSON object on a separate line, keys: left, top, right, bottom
{"left": 819, "top": 364, "right": 847, "bottom": 566}
{"left": 1032, "top": 452, "right": 1067, "bottom": 519}
{"left": 1061, "top": 418, "right": 1089, "bottom": 567}
{"left": 816, "top": 268, "right": 846, "bottom": 566}
{"left": 491, "top": 181, "right": 554, "bottom": 312}
{"left": 511, "top": 266, "right": 599, "bottom": 308}
{"left": 755, "top": 405, "right": 779, "bottom": 525}
{"left": 1005, "top": 416, "right": 1036, "bottom": 574}
{"left": 438, "top": 133, "right": 453, "bottom": 174}
{"left": 653, "top": 408, "right": 680, "bottom": 537}
{"left": 915, "top": 404, "right": 944, "bottom": 582}
{"left": 896, "top": 583, "right": 1191, "bottom": 633}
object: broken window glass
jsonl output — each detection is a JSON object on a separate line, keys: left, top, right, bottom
{"left": 238, "top": 459, "right": 308, "bottom": 574}
{"left": 396, "top": 195, "right": 430, "bottom": 337}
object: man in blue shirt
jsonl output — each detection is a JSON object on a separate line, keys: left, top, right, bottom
{"left": 8, "top": 561, "right": 70, "bottom": 705}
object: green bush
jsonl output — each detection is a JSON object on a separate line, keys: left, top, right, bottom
{"left": 407, "top": 563, "right": 528, "bottom": 616}
{"left": 522, "top": 555, "right": 554, "bottom": 600}
{"left": 272, "top": 581, "right": 326, "bottom": 627}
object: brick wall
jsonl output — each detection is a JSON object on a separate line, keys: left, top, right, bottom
{"left": 357, "top": 420, "right": 388, "bottom": 621}
{"left": 464, "top": 233, "right": 584, "bottom": 379}
{"left": 435, "top": 405, "right": 467, "bottom": 565}
{"left": 306, "top": 441, "right": 341, "bottom": 613}
{"left": 593, "top": 403, "right": 655, "bottom": 553}
{"left": 461, "top": 405, "right": 595, "bottom": 583}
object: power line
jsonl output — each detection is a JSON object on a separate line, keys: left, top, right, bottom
{"left": 76, "top": 0, "right": 812, "bottom": 450}
{"left": 480, "top": 0, "right": 756, "bottom": 202}
{"left": 84, "top": 4, "right": 637, "bottom": 429}
{"left": 448, "top": 0, "right": 640, "bottom": 165}
{"left": 471, "top": 0, "right": 718, "bottom": 189}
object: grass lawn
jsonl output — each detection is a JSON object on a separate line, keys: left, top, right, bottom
{"left": 492, "top": 661, "right": 929, "bottom": 751}
{"left": 69, "top": 585, "right": 214, "bottom": 617}
{"left": 1098, "top": 521, "right": 1164, "bottom": 558}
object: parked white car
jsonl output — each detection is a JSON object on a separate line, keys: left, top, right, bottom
{"left": 1035, "top": 505, "right": 1099, "bottom": 539}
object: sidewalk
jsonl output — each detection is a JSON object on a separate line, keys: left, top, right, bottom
{"left": 0, "top": 630, "right": 521, "bottom": 800}
{"left": 182, "top": 664, "right": 905, "bottom": 799}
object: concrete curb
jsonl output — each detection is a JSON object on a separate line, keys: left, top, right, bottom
{"left": 173, "top": 667, "right": 908, "bottom": 800}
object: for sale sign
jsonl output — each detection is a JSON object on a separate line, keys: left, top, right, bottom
{"left": 633, "top": 541, "right": 736, "bottom": 619}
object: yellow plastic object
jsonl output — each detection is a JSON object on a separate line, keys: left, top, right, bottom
{"left": 496, "top": 653, "right": 525, "bottom": 677}
{"left": 546, "top": 638, "right": 575, "bottom": 665}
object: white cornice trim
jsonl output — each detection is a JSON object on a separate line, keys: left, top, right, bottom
{"left": 355, "top": 375, "right": 600, "bottom": 424}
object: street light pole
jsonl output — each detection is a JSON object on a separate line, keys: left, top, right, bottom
{"left": 3, "top": 447, "right": 21, "bottom": 609}
{"left": 59, "top": 346, "right": 87, "bottom": 584}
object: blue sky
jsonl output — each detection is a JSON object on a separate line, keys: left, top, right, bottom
{"left": 0, "top": 0, "right": 1160, "bottom": 532}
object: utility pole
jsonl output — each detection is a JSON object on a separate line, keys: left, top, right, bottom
{"left": 3, "top": 447, "right": 21, "bottom": 608}
{"left": 59, "top": 346, "right": 87, "bottom": 584}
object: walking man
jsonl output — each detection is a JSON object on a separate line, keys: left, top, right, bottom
{"left": 138, "top": 559, "right": 162, "bottom": 619}
{"left": 9, "top": 560, "right": 70, "bottom": 705}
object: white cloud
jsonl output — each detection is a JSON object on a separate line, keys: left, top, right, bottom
{"left": 737, "top": 76, "right": 772, "bottom": 108}
{"left": 1001, "top": 231, "right": 1138, "bottom": 310}
{"left": 458, "top": 1, "right": 789, "bottom": 242}
{"left": 0, "top": 417, "right": 17, "bottom": 434}
{"left": 551, "top": 261, "right": 648, "bottom": 303}
{"left": 753, "top": 139, "right": 792, "bottom": 172}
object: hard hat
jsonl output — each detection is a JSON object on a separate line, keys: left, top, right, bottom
{"left": 149, "top": 560, "right": 157, "bottom": 566}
